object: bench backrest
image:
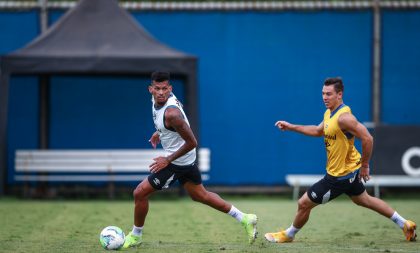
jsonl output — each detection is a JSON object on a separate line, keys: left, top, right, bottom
{"left": 285, "top": 174, "right": 420, "bottom": 187}
{"left": 15, "top": 148, "right": 210, "bottom": 178}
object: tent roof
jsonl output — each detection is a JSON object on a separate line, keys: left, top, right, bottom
{"left": 1, "top": 0, "right": 196, "bottom": 74}
{"left": 0, "top": 0, "right": 199, "bottom": 195}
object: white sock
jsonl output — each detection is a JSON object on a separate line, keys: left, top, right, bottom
{"left": 285, "top": 224, "right": 300, "bottom": 238}
{"left": 228, "top": 205, "right": 244, "bottom": 222}
{"left": 390, "top": 211, "right": 407, "bottom": 229}
{"left": 131, "top": 225, "right": 143, "bottom": 236}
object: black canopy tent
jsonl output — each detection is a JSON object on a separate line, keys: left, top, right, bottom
{"left": 0, "top": 0, "right": 198, "bottom": 195}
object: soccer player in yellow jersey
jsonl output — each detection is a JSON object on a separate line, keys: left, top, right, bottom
{"left": 265, "top": 77, "right": 416, "bottom": 243}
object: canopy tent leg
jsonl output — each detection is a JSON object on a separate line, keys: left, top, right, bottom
{"left": 0, "top": 73, "right": 10, "bottom": 196}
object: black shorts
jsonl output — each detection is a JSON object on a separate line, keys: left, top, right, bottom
{"left": 307, "top": 169, "right": 365, "bottom": 204}
{"left": 148, "top": 162, "right": 202, "bottom": 190}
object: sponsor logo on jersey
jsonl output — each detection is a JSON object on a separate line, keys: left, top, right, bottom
{"left": 324, "top": 134, "right": 336, "bottom": 140}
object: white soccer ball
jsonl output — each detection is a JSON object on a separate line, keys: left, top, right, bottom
{"left": 99, "top": 226, "right": 125, "bottom": 250}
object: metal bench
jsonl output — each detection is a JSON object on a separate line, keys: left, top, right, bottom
{"left": 286, "top": 174, "right": 420, "bottom": 200}
{"left": 15, "top": 148, "right": 210, "bottom": 197}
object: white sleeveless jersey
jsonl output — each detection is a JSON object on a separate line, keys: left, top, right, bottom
{"left": 152, "top": 93, "right": 196, "bottom": 166}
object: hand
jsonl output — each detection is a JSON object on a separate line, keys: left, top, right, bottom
{"left": 275, "top": 120, "right": 291, "bottom": 131}
{"left": 149, "top": 132, "right": 160, "bottom": 149}
{"left": 359, "top": 166, "right": 370, "bottom": 183}
{"left": 149, "top": 156, "right": 170, "bottom": 174}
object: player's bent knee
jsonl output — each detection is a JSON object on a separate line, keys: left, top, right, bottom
{"left": 297, "top": 200, "right": 308, "bottom": 210}
{"left": 133, "top": 186, "right": 148, "bottom": 200}
{"left": 133, "top": 187, "right": 142, "bottom": 200}
{"left": 298, "top": 196, "right": 314, "bottom": 211}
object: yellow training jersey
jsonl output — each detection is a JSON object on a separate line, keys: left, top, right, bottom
{"left": 323, "top": 104, "right": 361, "bottom": 177}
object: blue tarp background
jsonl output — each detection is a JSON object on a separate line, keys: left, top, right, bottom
{"left": 1, "top": 9, "right": 419, "bottom": 185}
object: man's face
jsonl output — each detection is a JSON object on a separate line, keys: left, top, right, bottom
{"left": 322, "top": 85, "right": 342, "bottom": 110}
{"left": 149, "top": 80, "right": 172, "bottom": 106}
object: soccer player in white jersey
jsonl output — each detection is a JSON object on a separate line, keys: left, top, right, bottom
{"left": 123, "top": 71, "right": 258, "bottom": 248}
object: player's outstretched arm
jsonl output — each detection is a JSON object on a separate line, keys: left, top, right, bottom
{"left": 275, "top": 120, "right": 324, "bottom": 137}
{"left": 338, "top": 113, "right": 373, "bottom": 182}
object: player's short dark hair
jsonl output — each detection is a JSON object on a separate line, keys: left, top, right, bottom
{"left": 151, "top": 71, "right": 170, "bottom": 83}
{"left": 324, "top": 77, "right": 344, "bottom": 93}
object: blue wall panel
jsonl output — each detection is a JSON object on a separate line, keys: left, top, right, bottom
{"left": 4, "top": 9, "right": 419, "bottom": 185}
{"left": 6, "top": 76, "right": 39, "bottom": 183}
{"left": 0, "top": 11, "right": 40, "bottom": 183}
{"left": 0, "top": 11, "right": 39, "bottom": 53}
{"left": 132, "top": 11, "right": 372, "bottom": 184}
{"left": 382, "top": 11, "right": 420, "bottom": 124}
{"left": 48, "top": 75, "right": 184, "bottom": 149}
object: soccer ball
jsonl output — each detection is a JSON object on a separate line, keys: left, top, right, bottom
{"left": 99, "top": 226, "right": 125, "bottom": 250}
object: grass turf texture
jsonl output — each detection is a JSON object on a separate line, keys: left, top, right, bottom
{"left": 0, "top": 196, "right": 419, "bottom": 253}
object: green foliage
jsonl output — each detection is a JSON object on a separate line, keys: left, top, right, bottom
{"left": 0, "top": 197, "right": 419, "bottom": 252}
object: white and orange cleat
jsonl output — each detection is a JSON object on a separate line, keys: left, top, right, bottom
{"left": 264, "top": 230, "right": 293, "bottom": 243}
{"left": 403, "top": 220, "right": 417, "bottom": 241}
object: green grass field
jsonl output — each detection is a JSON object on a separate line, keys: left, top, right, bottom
{"left": 0, "top": 196, "right": 419, "bottom": 253}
